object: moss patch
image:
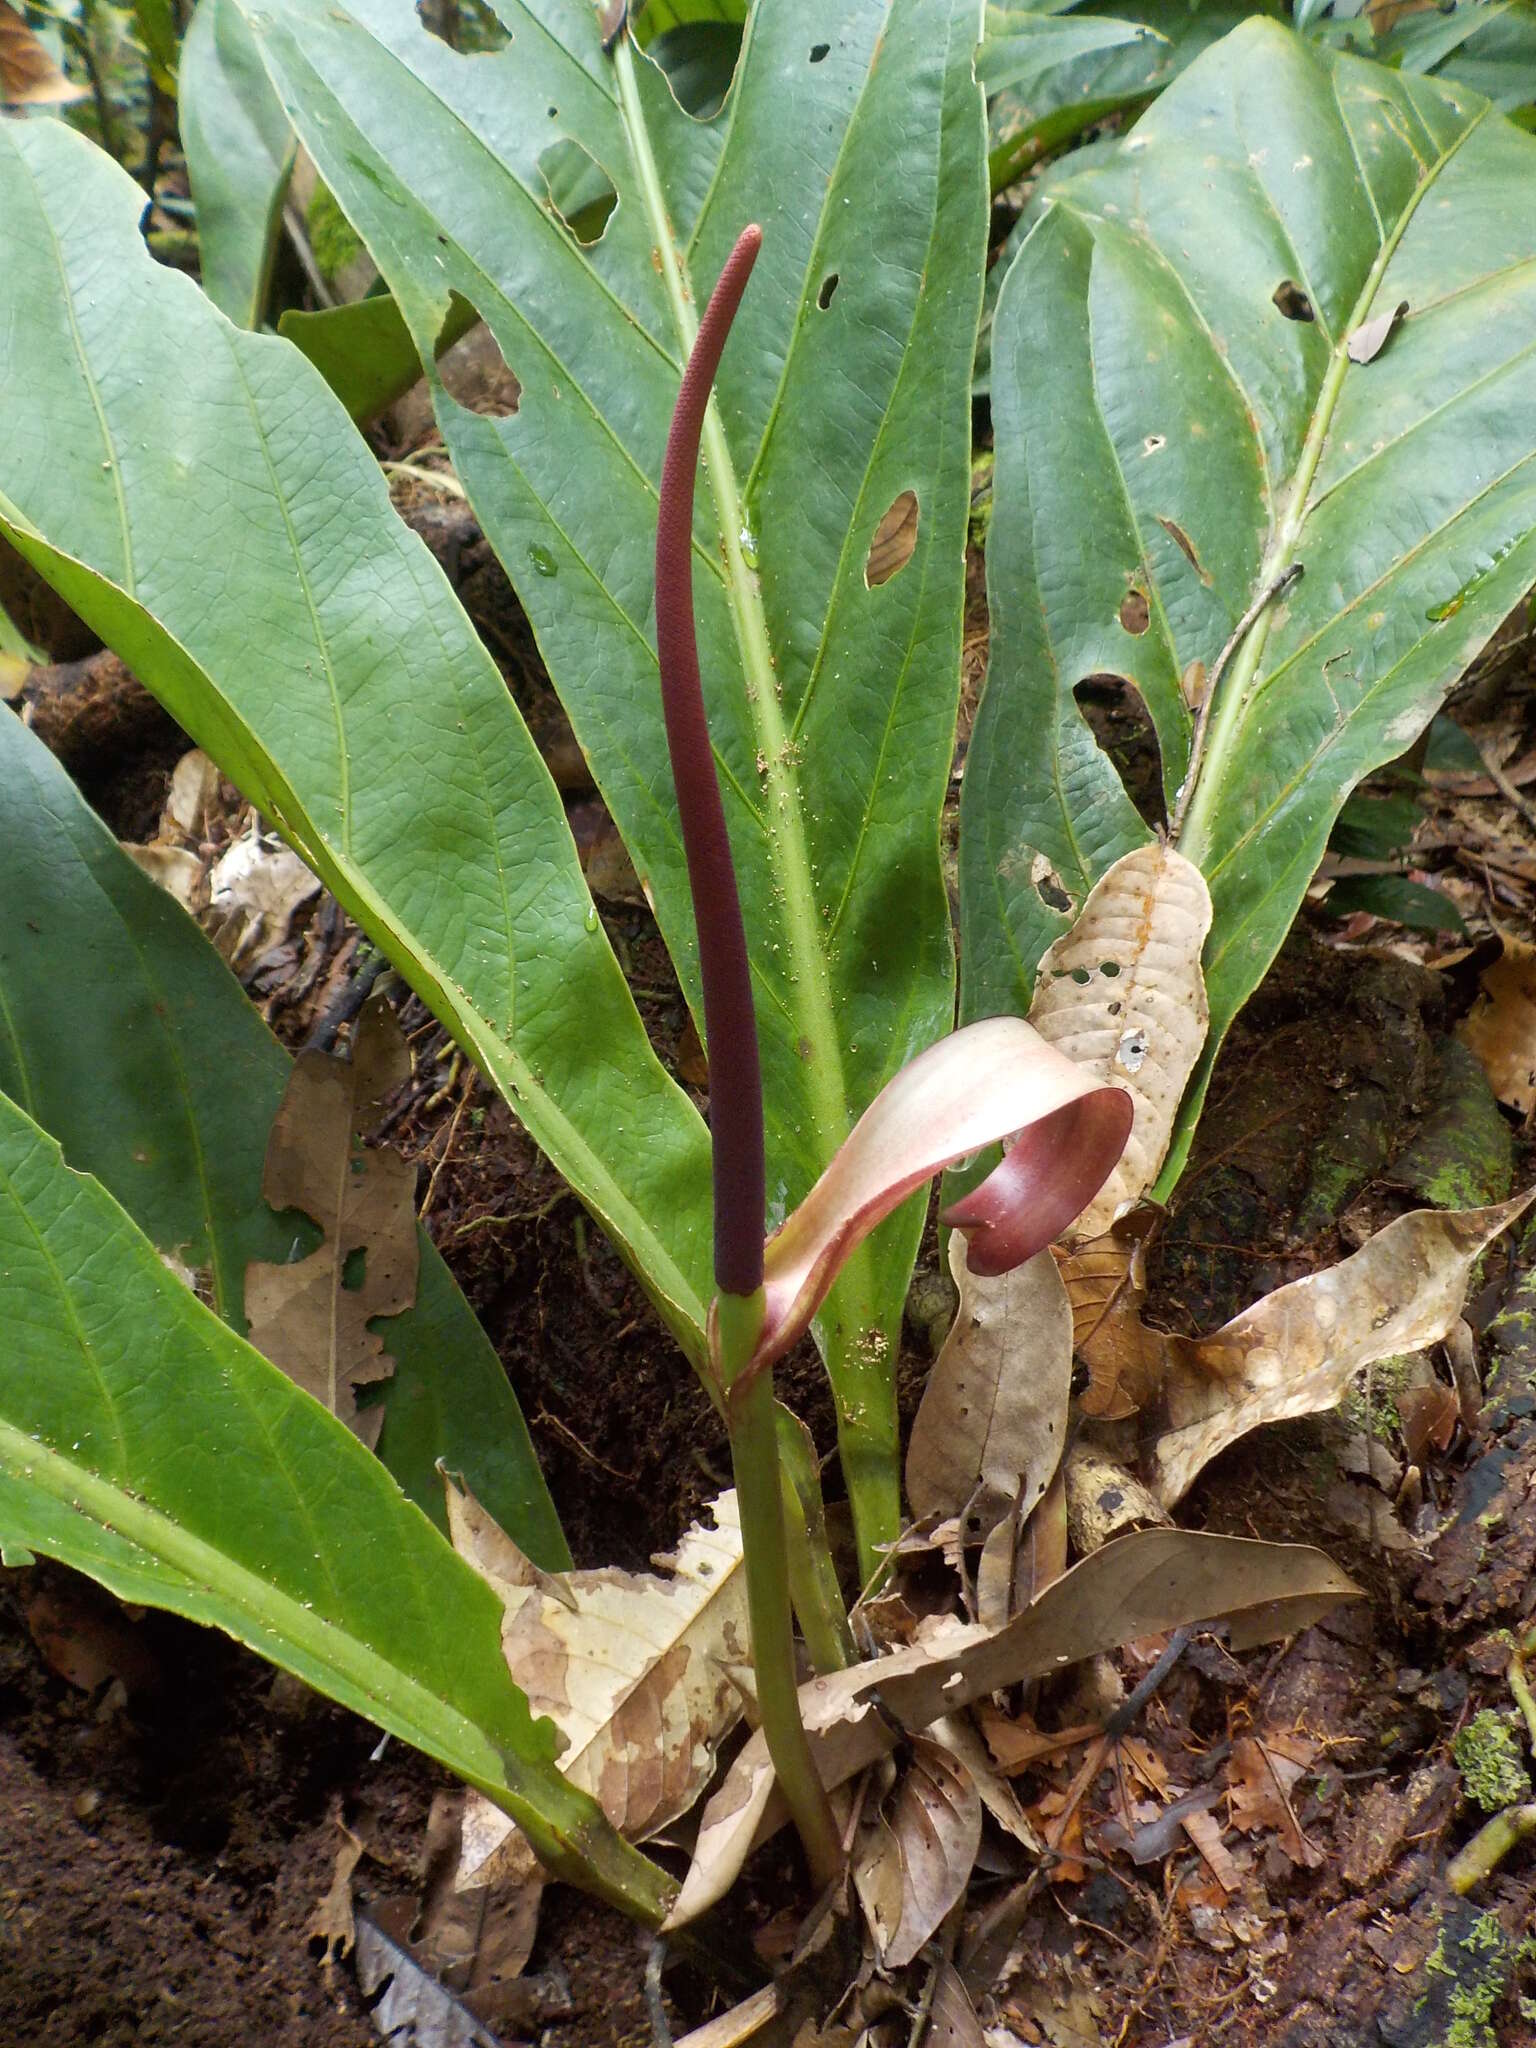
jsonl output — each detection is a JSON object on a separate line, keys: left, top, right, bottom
{"left": 1453, "top": 1710, "right": 1532, "bottom": 1814}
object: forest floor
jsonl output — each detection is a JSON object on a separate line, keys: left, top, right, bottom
{"left": 4, "top": 446, "right": 1536, "bottom": 2048}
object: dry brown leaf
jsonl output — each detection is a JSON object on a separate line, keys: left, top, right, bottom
{"left": 1457, "top": 937, "right": 1536, "bottom": 1111}
{"left": 1397, "top": 1381, "right": 1460, "bottom": 1466}
{"left": 411, "top": 1791, "right": 544, "bottom": 2020}
{"left": 1180, "top": 1807, "right": 1240, "bottom": 1892}
{"left": 1227, "top": 1732, "right": 1322, "bottom": 1868}
{"left": 927, "top": 1965, "right": 986, "bottom": 2048}
{"left": 667, "top": 1529, "right": 1356, "bottom": 1925}
{"left": 308, "top": 1822, "right": 365, "bottom": 1964}
{"left": 1144, "top": 1192, "right": 1533, "bottom": 1506}
{"left": 1028, "top": 843, "right": 1212, "bottom": 1236}
{"left": 448, "top": 1481, "right": 752, "bottom": 1889}
{"left": 907, "top": 1236, "right": 1072, "bottom": 1541}
{"left": 1054, "top": 1227, "right": 1168, "bottom": 1420}
{"left": 865, "top": 489, "right": 919, "bottom": 588}
{"left": 120, "top": 841, "right": 206, "bottom": 914}
{"left": 852, "top": 1736, "right": 981, "bottom": 1967}
{"left": 0, "top": 0, "right": 86, "bottom": 104}
{"left": 208, "top": 825, "right": 322, "bottom": 964}
{"left": 1063, "top": 1448, "right": 1170, "bottom": 1553}
{"left": 245, "top": 994, "right": 417, "bottom": 1448}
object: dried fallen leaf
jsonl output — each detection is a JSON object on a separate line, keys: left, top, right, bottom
{"left": 927, "top": 1964, "right": 986, "bottom": 2048}
{"left": 1144, "top": 1192, "right": 1534, "bottom": 1505}
{"left": 245, "top": 994, "right": 418, "bottom": 1448}
{"left": 1028, "top": 843, "right": 1212, "bottom": 1236}
{"left": 0, "top": 0, "right": 86, "bottom": 104}
{"left": 308, "top": 1820, "right": 365, "bottom": 1965}
{"left": 1397, "top": 1380, "right": 1460, "bottom": 1467}
{"left": 1346, "top": 299, "right": 1409, "bottom": 365}
{"left": 1228, "top": 1731, "right": 1322, "bottom": 1868}
{"left": 207, "top": 824, "right": 321, "bottom": 965}
{"left": 1181, "top": 1806, "right": 1241, "bottom": 1892}
{"left": 1054, "top": 1226, "right": 1168, "bottom": 1420}
{"left": 907, "top": 1236, "right": 1072, "bottom": 1541}
{"left": 354, "top": 1915, "right": 500, "bottom": 2048}
{"left": 852, "top": 1736, "right": 981, "bottom": 1967}
{"left": 448, "top": 1480, "right": 752, "bottom": 1888}
{"left": 1458, "top": 937, "right": 1536, "bottom": 1112}
{"left": 667, "top": 1530, "right": 1356, "bottom": 1924}
{"left": 1063, "top": 1448, "right": 1170, "bottom": 1553}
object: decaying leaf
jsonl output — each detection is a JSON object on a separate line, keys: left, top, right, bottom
{"left": 354, "top": 1915, "right": 500, "bottom": 2048}
{"left": 120, "top": 747, "right": 225, "bottom": 916}
{"left": 1145, "top": 1193, "right": 1534, "bottom": 1505}
{"left": 1054, "top": 1225, "right": 1168, "bottom": 1421}
{"left": 207, "top": 823, "right": 322, "bottom": 964}
{"left": 852, "top": 1736, "right": 981, "bottom": 1968}
{"left": 668, "top": 1529, "right": 1356, "bottom": 1925}
{"left": 447, "top": 1479, "right": 751, "bottom": 1890}
{"left": 1063, "top": 1448, "right": 1170, "bottom": 1554}
{"left": 0, "top": 0, "right": 86, "bottom": 105}
{"left": 1346, "top": 299, "right": 1409, "bottom": 365}
{"left": 907, "top": 1236, "right": 1072, "bottom": 1542}
{"left": 1397, "top": 1381, "right": 1460, "bottom": 1467}
{"left": 927, "top": 1965, "right": 986, "bottom": 2048}
{"left": 1458, "top": 936, "right": 1536, "bottom": 1113}
{"left": 1028, "top": 844, "right": 1212, "bottom": 1236}
{"left": 409, "top": 1791, "right": 544, "bottom": 2022}
{"left": 245, "top": 994, "right": 418, "bottom": 1449}
{"left": 1227, "top": 1731, "right": 1322, "bottom": 1868}
{"left": 307, "top": 1819, "right": 365, "bottom": 1964}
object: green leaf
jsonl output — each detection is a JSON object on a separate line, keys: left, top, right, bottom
{"left": 1375, "top": 0, "right": 1536, "bottom": 113}
{"left": 986, "top": 0, "right": 1277, "bottom": 191}
{"left": 132, "top": 0, "right": 179, "bottom": 89}
{"left": 0, "top": 707, "right": 565, "bottom": 1562}
{"left": 964, "top": 21, "right": 1536, "bottom": 1193}
{"left": 233, "top": 0, "right": 988, "bottom": 1570}
{"left": 180, "top": 0, "right": 296, "bottom": 326}
{"left": 979, "top": 8, "right": 1162, "bottom": 96}
{"left": 1325, "top": 874, "right": 1468, "bottom": 935}
{"left": 278, "top": 290, "right": 480, "bottom": 425}
{"left": 0, "top": 118, "right": 713, "bottom": 1379}
{"left": 0, "top": 1092, "right": 669, "bottom": 1919}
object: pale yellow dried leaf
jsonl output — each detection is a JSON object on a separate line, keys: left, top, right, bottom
{"left": 208, "top": 825, "right": 321, "bottom": 963}
{"left": 1457, "top": 936, "right": 1536, "bottom": 1112}
{"left": 120, "top": 841, "right": 206, "bottom": 914}
{"left": 852, "top": 1735, "right": 981, "bottom": 1967}
{"left": 1145, "top": 1192, "right": 1534, "bottom": 1506}
{"left": 1063, "top": 1448, "right": 1170, "bottom": 1553}
{"left": 452, "top": 1489, "right": 751, "bottom": 1888}
{"left": 1028, "top": 843, "right": 1212, "bottom": 1235}
{"left": 165, "top": 748, "right": 221, "bottom": 838}
{"left": 245, "top": 995, "right": 416, "bottom": 1448}
{"left": 668, "top": 1532, "right": 1355, "bottom": 1925}
{"left": 907, "top": 1235, "right": 1071, "bottom": 1541}
{"left": 0, "top": 0, "right": 86, "bottom": 104}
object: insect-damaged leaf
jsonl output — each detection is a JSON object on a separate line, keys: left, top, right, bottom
{"left": 1027, "top": 844, "right": 1212, "bottom": 1236}
{"left": 447, "top": 1479, "right": 751, "bottom": 1888}
{"left": 852, "top": 1736, "right": 981, "bottom": 1969}
{"left": 907, "top": 1234, "right": 1072, "bottom": 1542}
{"left": 963, "top": 20, "right": 1536, "bottom": 1197}
{"left": 245, "top": 996, "right": 418, "bottom": 1449}
{"left": 1145, "top": 1191, "right": 1535, "bottom": 1505}
{"left": 667, "top": 1528, "right": 1357, "bottom": 1923}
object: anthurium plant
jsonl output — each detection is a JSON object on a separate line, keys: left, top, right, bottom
{"left": 1, "top": 0, "right": 1533, "bottom": 1925}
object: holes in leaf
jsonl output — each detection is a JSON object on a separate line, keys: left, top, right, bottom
{"left": 818, "top": 272, "right": 839, "bottom": 310}
{"left": 1031, "top": 853, "right": 1074, "bottom": 915}
{"left": 1142, "top": 433, "right": 1166, "bottom": 456}
{"left": 538, "top": 139, "right": 617, "bottom": 248}
{"left": 1100, "top": 961, "right": 1121, "bottom": 978}
{"left": 1272, "top": 278, "right": 1315, "bottom": 323}
{"left": 1119, "top": 585, "right": 1150, "bottom": 635}
{"left": 341, "top": 1246, "right": 367, "bottom": 1292}
{"left": 436, "top": 297, "right": 520, "bottom": 417}
{"left": 415, "top": 0, "right": 508, "bottom": 52}
{"left": 809, "top": 41, "right": 830, "bottom": 61}
{"left": 865, "top": 490, "right": 919, "bottom": 588}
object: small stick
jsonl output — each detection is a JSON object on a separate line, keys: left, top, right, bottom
{"left": 1170, "top": 564, "right": 1304, "bottom": 841}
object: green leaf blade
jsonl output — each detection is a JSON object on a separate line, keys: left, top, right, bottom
{"left": 0, "top": 115, "right": 713, "bottom": 1363}
{"left": 0, "top": 1097, "right": 668, "bottom": 1917}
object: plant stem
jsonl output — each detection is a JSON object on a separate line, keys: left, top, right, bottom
{"left": 718, "top": 1294, "right": 843, "bottom": 1889}
{"left": 775, "top": 1404, "right": 856, "bottom": 1674}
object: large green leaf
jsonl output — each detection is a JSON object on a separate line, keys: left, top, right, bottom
{"left": 180, "top": 0, "right": 295, "bottom": 326}
{"left": 0, "top": 119, "right": 714, "bottom": 1377}
{"left": 236, "top": 0, "right": 988, "bottom": 1566}
{"left": 0, "top": 707, "right": 565, "bottom": 1562}
{"left": 963, "top": 19, "right": 1536, "bottom": 1188}
{"left": 0, "top": 1093, "right": 668, "bottom": 1919}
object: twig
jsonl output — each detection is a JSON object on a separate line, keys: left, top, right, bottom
{"left": 418, "top": 1063, "right": 474, "bottom": 1223}
{"left": 1170, "top": 565, "right": 1304, "bottom": 841}
{"left": 644, "top": 1937, "right": 673, "bottom": 2048}
{"left": 1448, "top": 1802, "right": 1536, "bottom": 1893}
{"left": 283, "top": 204, "right": 338, "bottom": 309}
{"left": 302, "top": 951, "right": 387, "bottom": 1053}
{"left": 1103, "top": 1624, "right": 1195, "bottom": 1738}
